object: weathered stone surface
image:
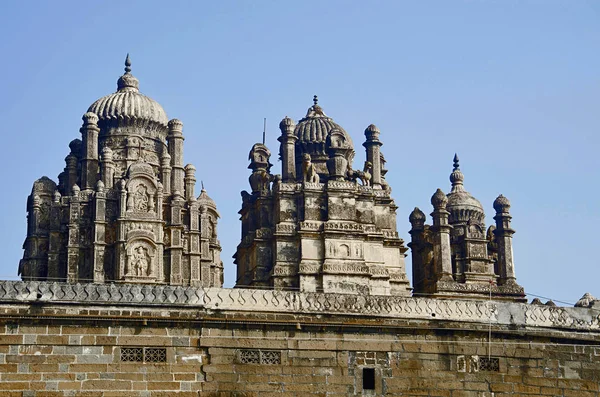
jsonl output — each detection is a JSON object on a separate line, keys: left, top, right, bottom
{"left": 0, "top": 281, "right": 599, "bottom": 331}
{"left": 20, "top": 55, "right": 222, "bottom": 288}
{"left": 235, "top": 98, "right": 410, "bottom": 296}
{"left": 410, "top": 155, "right": 525, "bottom": 301}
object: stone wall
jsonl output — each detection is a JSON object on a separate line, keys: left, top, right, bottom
{"left": 0, "top": 282, "right": 599, "bottom": 396}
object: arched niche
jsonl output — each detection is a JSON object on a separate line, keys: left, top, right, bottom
{"left": 124, "top": 237, "right": 157, "bottom": 279}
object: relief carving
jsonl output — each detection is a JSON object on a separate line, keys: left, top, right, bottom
{"left": 125, "top": 240, "right": 156, "bottom": 278}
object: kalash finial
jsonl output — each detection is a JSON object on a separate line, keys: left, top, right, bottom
{"left": 117, "top": 53, "right": 139, "bottom": 91}
{"left": 125, "top": 53, "right": 132, "bottom": 74}
{"left": 450, "top": 153, "right": 465, "bottom": 192}
{"left": 305, "top": 95, "right": 326, "bottom": 118}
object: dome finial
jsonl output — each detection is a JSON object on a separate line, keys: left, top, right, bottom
{"left": 117, "top": 54, "right": 139, "bottom": 91}
{"left": 313, "top": 95, "right": 318, "bottom": 106}
{"left": 124, "top": 53, "right": 132, "bottom": 74}
{"left": 449, "top": 154, "right": 465, "bottom": 192}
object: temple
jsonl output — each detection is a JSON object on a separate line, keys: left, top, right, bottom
{"left": 5, "top": 56, "right": 600, "bottom": 396}
{"left": 408, "top": 155, "right": 525, "bottom": 301}
{"left": 234, "top": 96, "right": 411, "bottom": 295}
{"left": 19, "top": 55, "right": 223, "bottom": 287}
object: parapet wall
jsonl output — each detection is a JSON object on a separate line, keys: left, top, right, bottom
{"left": 0, "top": 281, "right": 598, "bottom": 332}
{"left": 0, "top": 281, "right": 598, "bottom": 396}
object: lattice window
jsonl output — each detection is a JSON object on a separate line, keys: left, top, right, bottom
{"left": 121, "top": 347, "right": 143, "bottom": 362}
{"left": 120, "top": 347, "right": 167, "bottom": 363}
{"left": 261, "top": 350, "right": 281, "bottom": 365}
{"left": 240, "top": 350, "right": 261, "bottom": 364}
{"left": 145, "top": 348, "right": 167, "bottom": 363}
{"left": 238, "top": 349, "right": 281, "bottom": 365}
{"left": 479, "top": 357, "right": 500, "bottom": 372}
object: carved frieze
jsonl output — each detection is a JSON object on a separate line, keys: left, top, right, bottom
{"left": 275, "top": 223, "right": 296, "bottom": 235}
{"left": 323, "top": 263, "right": 369, "bottom": 275}
{"left": 324, "top": 222, "right": 363, "bottom": 232}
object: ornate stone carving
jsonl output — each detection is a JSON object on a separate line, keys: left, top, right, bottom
{"left": 302, "top": 154, "right": 320, "bottom": 183}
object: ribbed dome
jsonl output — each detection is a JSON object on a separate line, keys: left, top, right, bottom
{"left": 87, "top": 55, "right": 169, "bottom": 138}
{"left": 294, "top": 96, "right": 353, "bottom": 157}
{"left": 446, "top": 154, "right": 485, "bottom": 225}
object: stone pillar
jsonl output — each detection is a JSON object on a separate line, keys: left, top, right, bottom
{"left": 47, "top": 191, "right": 62, "bottom": 281}
{"left": 117, "top": 180, "right": 126, "bottom": 218}
{"left": 199, "top": 205, "right": 211, "bottom": 287}
{"left": 168, "top": 119, "right": 185, "bottom": 195}
{"left": 363, "top": 124, "right": 382, "bottom": 188}
{"left": 80, "top": 112, "right": 100, "bottom": 190}
{"left": 67, "top": 184, "right": 81, "bottom": 282}
{"left": 188, "top": 199, "right": 201, "bottom": 287}
{"left": 23, "top": 195, "right": 43, "bottom": 280}
{"left": 65, "top": 153, "right": 78, "bottom": 193}
{"left": 493, "top": 195, "right": 517, "bottom": 285}
{"left": 101, "top": 147, "right": 115, "bottom": 189}
{"left": 430, "top": 189, "right": 453, "bottom": 282}
{"left": 278, "top": 116, "right": 297, "bottom": 183}
{"left": 184, "top": 164, "right": 196, "bottom": 201}
{"left": 161, "top": 152, "right": 172, "bottom": 196}
{"left": 408, "top": 207, "right": 426, "bottom": 292}
{"left": 169, "top": 191, "right": 184, "bottom": 285}
{"left": 93, "top": 180, "right": 106, "bottom": 282}
{"left": 156, "top": 182, "right": 164, "bottom": 221}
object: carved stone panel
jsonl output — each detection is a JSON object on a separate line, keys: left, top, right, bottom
{"left": 123, "top": 239, "right": 157, "bottom": 281}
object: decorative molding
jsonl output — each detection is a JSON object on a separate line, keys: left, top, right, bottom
{"left": 1, "top": 281, "right": 597, "bottom": 332}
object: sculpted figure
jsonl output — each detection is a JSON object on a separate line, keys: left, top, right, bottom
{"left": 302, "top": 154, "right": 320, "bottom": 183}
{"left": 134, "top": 185, "right": 149, "bottom": 211}
{"left": 133, "top": 246, "right": 149, "bottom": 276}
{"left": 349, "top": 161, "right": 372, "bottom": 186}
{"left": 361, "top": 161, "right": 372, "bottom": 187}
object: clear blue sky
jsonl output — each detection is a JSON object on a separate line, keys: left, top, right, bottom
{"left": 0, "top": 1, "right": 598, "bottom": 305}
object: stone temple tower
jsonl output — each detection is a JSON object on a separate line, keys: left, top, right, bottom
{"left": 234, "top": 96, "right": 411, "bottom": 296}
{"left": 20, "top": 55, "right": 223, "bottom": 286}
{"left": 408, "top": 155, "right": 525, "bottom": 301}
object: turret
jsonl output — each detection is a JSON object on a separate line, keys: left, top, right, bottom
{"left": 493, "top": 195, "right": 517, "bottom": 285}
{"left": 168, "top": 119, "right": 185, "bottom": 195}
{"left": 430, "top": 189, "right": 453, "bottom": 282}
{"left": 278, "top": 116, "right": 296, "bottom": 182}
{"left": 80, "top": 112, "right": 100, "bottom": 190}
{"left": 363, "top": 124, "right": 382, "bottom": 188}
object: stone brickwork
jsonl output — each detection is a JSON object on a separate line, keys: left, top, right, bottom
{"left": 0, "top": 282, "right": 599, "bottom": 396}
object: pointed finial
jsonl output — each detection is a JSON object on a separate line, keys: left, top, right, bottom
{"left": 449, "top": 153, "right": 465, "bottom": 192}
{"left": 263, "top": 118, "right": 266, "bottom": 145}
{"left": 125, "top": 53, "right": 132, "bottom": 74}
{"left": 201, "top": 180, "right": 205, "bottom": 191}
{"left": 313, "top": 95, "right": 318, "bottom": 106}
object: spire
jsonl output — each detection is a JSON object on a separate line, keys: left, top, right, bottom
{"left": 449, "top": 153, "right": 465, "bottom": 193}
{"left": 305, "top": 95, "right": 326, "bottom": 118}
{"left": 117, "top": 53, "right": 139, "bottom": 92}
{"left": 124, "top": 53, "right": 132, "bottom": 73}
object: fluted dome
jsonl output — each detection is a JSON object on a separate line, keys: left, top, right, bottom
{"left": 294, "top": 96, "right": 353, "bottom": 157}
{"left": 446, "top": 154, "right": 485, "bottom": 225}
{"left": 87, "top": 55, "right": 169, "bottom": 139}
